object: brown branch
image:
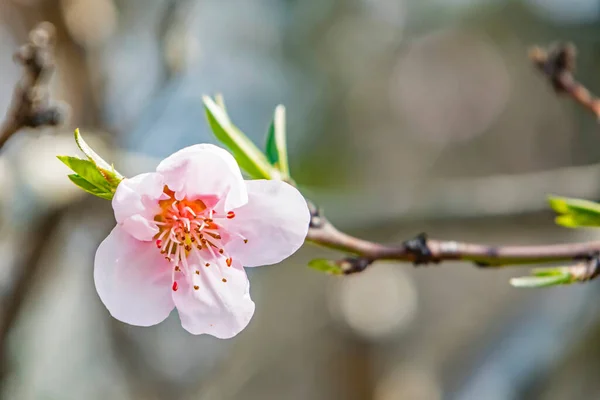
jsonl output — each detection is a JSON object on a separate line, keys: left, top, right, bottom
{"left": 304, "top": 43, "right": 600, "bottom": 279}
{"left": 0, "top": 22, "right": 68, "bottom": 387}
{"left": 0, "top": 208, "right": 66, "bottom": 370}
{"left": 306, "top": 204, "right": 600, "bottom": 276}
{"left": 0, "top": 22, "right": 64, "bottom": 150}
{"left": 530, "top": 43, "right": 600, "bottom": 119}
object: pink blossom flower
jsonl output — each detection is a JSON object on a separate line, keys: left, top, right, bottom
{"left": 94, "top": 144, "right": 310, "bottom": 338}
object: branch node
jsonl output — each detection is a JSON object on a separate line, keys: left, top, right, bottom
{"left": 0, "top": 22, "right": 64, "bottom": 149}
{"left": 575, "top": 252, "right": 600, "bottom": 282}
{"left": 307, "top": 200, "right": 324, "bottom": 229}
{"left": 339, "top": 257, "right": 373, "bottom": 275}
{"left": 530, "top": 42, "right": 600, "bottom": 120}
{"left": 403, "top": 232, "right": 435, "bottom": 266}
{"left": 530, "top": 42, "right": 576, "bottom": 93}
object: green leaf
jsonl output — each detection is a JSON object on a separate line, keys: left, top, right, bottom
{"left": 308, "top": 259, "right": 343, "bottom": 275}
{"left": 58, "top": 156, "right": 112, "bottom": 192}
{"left": 265, "top": 105, "right": 290, "bottom": 178}
{"left": 214, "top": 93, "right": 228, "bottom": 115}
{"left": 530, "top": 266, "right": 570, "bottom": 277}
{"left": 265, "top": 123, "right": 277, "bottom": 165}
{"left": 74, "top": 129, "right": 123, "bottom": 187}
{"left": 68, "top": 174, "right": 113, "bottom": 200}
{"left": 510, "top": 273, "right": 574, "bottom": 288}
{"left": 510, "top": 266, "right": 578, "bottom": 288}
{"left": 548, "top": 195, "right": 600, "bottom": 228}
{"left": 59, "top": 155, "right": 116, "bottom": 200}
{"left": 203, "top": 96, "right": 274, "bottom": 179}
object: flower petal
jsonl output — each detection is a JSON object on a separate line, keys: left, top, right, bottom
{"left": 156, "top": 144, "right": 247, "bottom": 210}
{"left": 94, "top": 226, "right": 175, "bottom": 326}
{"left": 112, "top": 172, "right": 164, "bottom": 241}
{"left": 173, "top": 260, "right": 255, "bottom": 338}
{"left": 225, "top": 180, "right": 310, "bottom": 267}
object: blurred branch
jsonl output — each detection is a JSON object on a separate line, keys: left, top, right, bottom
{"left": 306, "top": 202, "right": 600, "bottom": 277}
{"left": 0, "top": 21, "right": 68, "bottom": 387}
{"left": 0, "top": 22, "right": 64, "bottom": 150}
{"left": 530, "top": 43, "right": 600, "bottom": 119}
{"left": 0, "top": 207, "right": 67, "bottom": 382}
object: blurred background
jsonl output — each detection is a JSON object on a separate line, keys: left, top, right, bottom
{"left": 1, "top": 0, "right": 600, "bottom": 399}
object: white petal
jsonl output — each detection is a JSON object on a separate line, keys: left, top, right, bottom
{"left": 156, "top": 144, "right": 247, "bottom": 210}
{"left": 173, "top": 260, "right": 255, "bottom": 338}
{"left": 225, "top": 180, "right": 310, "bottom": 267}
{"left": 112, "top": 172, "right": 164, "bottom": 241}
{"left": 94, "top": 226, "right": 175, "bottom": 326}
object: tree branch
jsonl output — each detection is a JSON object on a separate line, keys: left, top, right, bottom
{"left": 530, "top": 43, "right": 600, "bottom": 119}
{"left": 303, "top": 43, "right": 600, "bottom": 281}
{"left": 0, "top": 22, "right": 64, "bottom": 150}
{"left": 306, "top": 202, "right": 600, "bottom": 279}
{"left": 0, "top": 208, "right": 66, "bottom": 366}
{"left": 0, "top": 21, "right": 67, "bottom": 386}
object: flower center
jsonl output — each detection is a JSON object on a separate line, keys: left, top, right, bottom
{"left": 153, "top": 188, "right": 246, "bottom": 291}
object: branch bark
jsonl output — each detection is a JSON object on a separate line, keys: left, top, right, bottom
{"left": 306, "top": 204, "right": 600, "bottom": 276}
{"left": 530, "top": 43, "right": 600, "bottom": 119}
{"left": 0, "top": 21, "right": 67, "bottom": 388}
{"left": 0, "top": 208, "right": 66, "bottom": 371}
{"left": 303, "top": 42, "right": 600, "bottom": 279}
{"left": 0, "top": 22, "right": 64, "bottom": 149}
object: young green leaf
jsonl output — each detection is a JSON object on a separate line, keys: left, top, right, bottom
{"left": 548, "top": 195, "right": 600, "bottom": 228}
{"left": 203, "top": 96, "right": 274, "bottom": 179}
{"left": 68, "top": 174, "right": 114, "bottom": 200}
{"left": 265, "top": 105, "right": 290, "bottom": 178}
{"left": 58, "top": 156, "right": 112, "bottom": 192}
{"left": 530, "top": 266, "right": 571, "bottom": 277}
{"left": 265, "top": 122, "right": 277, "bottom": 165}
{"left": 74, "top": 129, "right": 123, "bottom": 187}
{"left": 308, "top": 259, "right": 343, "bottom": 275}
{"left": 510, "top": 273, "right": 574, "bottom": 288}
{"left": 214, "top": 93, "right": 228, "bottom": 116}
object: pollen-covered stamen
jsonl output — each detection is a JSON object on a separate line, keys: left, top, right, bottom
{"left": 211, "top": 214, "right": 249, "bottom": 245}
{"left": 153, "top": 188, "right": 239, "bottom": 286}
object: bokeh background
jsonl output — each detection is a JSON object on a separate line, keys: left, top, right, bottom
{"left": 2, "top": 0, "right": 600, "bottom": 399}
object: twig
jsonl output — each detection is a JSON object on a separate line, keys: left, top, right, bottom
{"left": 0, "top": 22, "right": 64, "bottom": 150}
{"left": 0, "top": 22, "right": 67, "bottom": 388}
{"left": 306, "top": 204, "right": 600, "bottom": 274}
{"left": 562, "top": 257, "right": 600, "bottom": 282}
{"left": 304, "top": 44, "right": 600, "bottom": 277}
{"left": 530, "top": 43, "right": 600, "bottom": 119}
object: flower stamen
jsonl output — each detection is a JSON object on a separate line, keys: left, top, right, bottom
{"left": 153, "top": 188, "right": 238, "bottom": 291}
